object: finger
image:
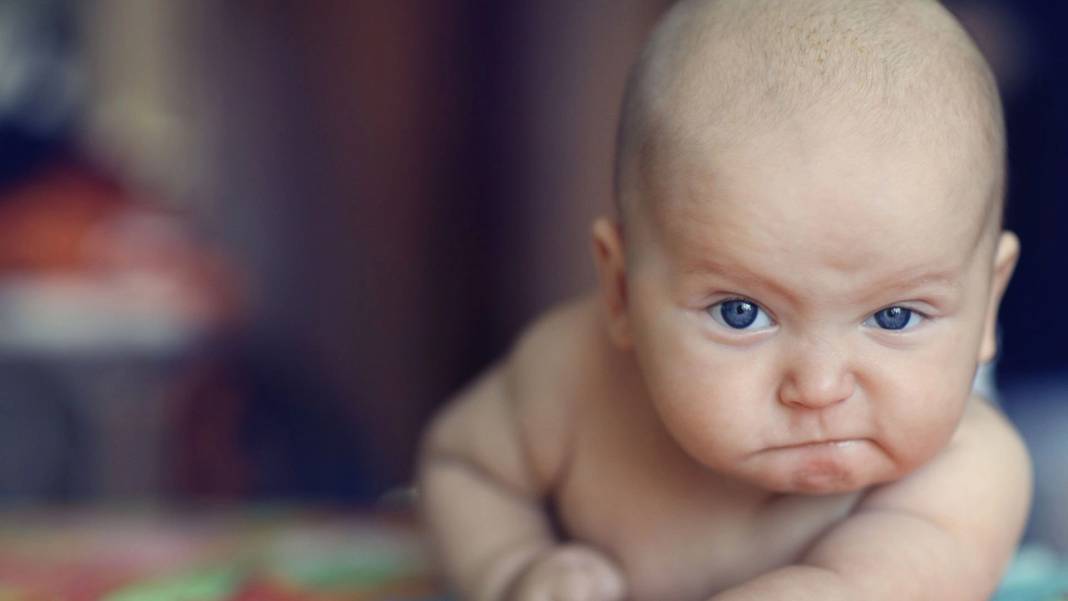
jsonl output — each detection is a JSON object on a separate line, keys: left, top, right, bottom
{"left": 553, "top": 567, "right": 593, "bottom": 601}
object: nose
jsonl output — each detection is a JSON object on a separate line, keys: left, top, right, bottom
{"left": 777, "top": 341, "right": 855, "bottom": 410}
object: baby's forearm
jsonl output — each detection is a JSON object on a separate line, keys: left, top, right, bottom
{"left": 419, "top": 452, "right": 557, "bottom": 601}
{"left": 707, "top": 558, "right": 988, "bottom": 601}
{"left": 706, "top": 565, "right": 854, "bottom": 601}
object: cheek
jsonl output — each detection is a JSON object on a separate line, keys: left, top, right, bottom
{"left": 865, "top": 340, "right": 976, "bottom": 469}
{"left": 632, "top": 316, "right": 777, "bottom": 466}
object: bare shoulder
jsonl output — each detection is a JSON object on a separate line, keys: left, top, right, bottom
{"left": 799, "top": 396, "right": 1031, "bottom": 598}
{"left": 421, "top": 294, "right": 605, "bottom": 496}
{"left": 502, "top": 294, "right": 606, "bottom": 489}
{"left": 507, "top": 294, "right": 603, "bottom": 412}
{"left": 855, "top": 395, "right": 1032, "bottom": 572}
{"left": 860, "top": 395, "right": 1032, "bottom": 521}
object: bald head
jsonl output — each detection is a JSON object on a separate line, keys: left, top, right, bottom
{"left": 614, "top": 0, "right": 1005, "bottom": 229}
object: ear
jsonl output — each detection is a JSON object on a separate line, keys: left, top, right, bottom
{"left": 978, "top": 231, "right": 1020, "bottom": 363}
{"left": 591, "top": 217, "right": 633, "bottom": 349}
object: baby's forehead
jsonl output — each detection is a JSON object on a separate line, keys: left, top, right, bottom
{"left": 635, "top": 122, "right": 997, "bottom": 280}
{"left": 616, "top": 0, "right": 1005, "bottom": 231}
{"left": 644, "top": 192, "right": 988, "bottom": 310}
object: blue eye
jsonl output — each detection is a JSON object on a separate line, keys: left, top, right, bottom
{"left": 865, "top": 306, "right": 923, "bottom": 331}
{"left": 709, "top": 299, "right": 774, "bottom": 330}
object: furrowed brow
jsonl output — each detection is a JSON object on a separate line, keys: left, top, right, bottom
{"left": 864, "top": 270, "right": 962, "bottom": 303}
{"left": 680, "top": 258, "right": 803, "bottom": 304}
{"left": 681, "top": 258, "right": 962, "bottom": 307}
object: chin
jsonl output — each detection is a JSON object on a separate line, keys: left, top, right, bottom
{"left": 735, "top": 438, "right": 909, "bottom": 495}
{"left": 786, "top": 471, "right": 871, "bottom": 495}
{"left": 744, "top": 471, "right": 867, "bottom": 495}
{"left": 738, "top": 456, "right": 896, "bottom": 496}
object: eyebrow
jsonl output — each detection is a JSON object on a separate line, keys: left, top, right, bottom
{"left": 681, "top": 258, "right": 803, "bottom": 304}
{"left": 868, "top": 271, "right": 961, "bottom": 295}
{"left": 680, "top": 258, "right": 962, "bottom": 306}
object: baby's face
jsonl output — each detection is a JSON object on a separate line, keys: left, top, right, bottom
{"left": 620, "top": 115, "right": 1011, "bottom": 495}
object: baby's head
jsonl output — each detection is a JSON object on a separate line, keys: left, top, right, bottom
{"left": 592, "top": 0, "right": 1019, "bottom": 494}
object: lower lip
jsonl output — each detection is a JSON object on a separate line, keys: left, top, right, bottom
{"left": 772, "top": 439, "right": 865, "bottom": 451}
{"left": 768, "top": 439, "right": 871, "bottom": 492}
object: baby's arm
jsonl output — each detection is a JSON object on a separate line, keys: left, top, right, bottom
{"left": 418, "top": 311, "right": 626, "bottom": 601}
{"left": 709, "top": 397, "right": 1031, "bottom": 601}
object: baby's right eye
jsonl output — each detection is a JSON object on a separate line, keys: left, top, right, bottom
{"left": 707, "top": 298, "right": 774, "bottom": 331}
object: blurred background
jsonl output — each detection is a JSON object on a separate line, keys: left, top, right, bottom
{"left": 0, "top": 0, "right": 1063, "bottom": 546}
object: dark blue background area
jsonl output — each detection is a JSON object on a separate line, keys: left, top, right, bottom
{"left": 998, "top": 2, "right": 1068, "bottom": 383}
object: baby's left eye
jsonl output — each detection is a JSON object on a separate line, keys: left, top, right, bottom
{"left": 864, "top": 306, "right": 924, "bottom": 331}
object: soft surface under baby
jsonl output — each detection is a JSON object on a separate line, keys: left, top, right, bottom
{"left": 418, "top": 1, "right": 1031, "bottom": 600}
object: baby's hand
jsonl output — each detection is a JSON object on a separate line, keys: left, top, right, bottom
{"left": 508, "top": 544, "right": 627, "bottom": 601}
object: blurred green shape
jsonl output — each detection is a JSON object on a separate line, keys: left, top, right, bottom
{"left": 103, "top": 566, "right": 243, "bottom": 601}
{"left": 277, "top": 555, "right": 417, "bottom": 591}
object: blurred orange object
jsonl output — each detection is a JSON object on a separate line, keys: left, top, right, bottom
{"left": 0, "top": 164, "right": 241, "bottom": 350}
{"left": 0, "top": 166, "right": 124, "bottom": 274}
{"left": 0, "top": 163, "right": 245, "bottom": 499}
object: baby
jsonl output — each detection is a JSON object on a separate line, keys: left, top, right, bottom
{"left": 418, "top": 1, "right": 1031, "bottom": 600}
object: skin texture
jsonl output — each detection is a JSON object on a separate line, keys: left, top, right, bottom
{"left": 418, "top": 1, "right": 1031, "bottom": 600}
